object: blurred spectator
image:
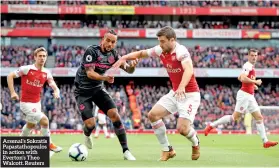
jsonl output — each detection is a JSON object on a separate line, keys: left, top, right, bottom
{"left": 2, "top": 83, "right": 278, "bottom": 130}
{"left": 2, "top": 0, "right": 278, "bottom": 7}
{"left": 3, "top": 19, "right": 279, "bottom": 30}
{"left": 2, "top": 45, "right": 278, "bottom": 68}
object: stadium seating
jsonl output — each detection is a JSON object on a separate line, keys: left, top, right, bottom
{"left": 2, "top": 19, "right": 279, "bottom": 29}
{"left": 1, "top": 0, "right": 278, "bottom": 7}
{"left": 1, "top": 45, "right": 278, "bottom": 68}
{"left": 1, "top": 83, "right": 278, "bottom": 130}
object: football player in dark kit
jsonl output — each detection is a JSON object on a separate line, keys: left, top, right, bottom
{"left": 74, "top": 30, "right": 137, "bottom": 160}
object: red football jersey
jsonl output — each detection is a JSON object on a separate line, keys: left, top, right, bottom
{"left": 240, "top": 62, "right": 256, "bottom": 95}
{"left": 147, "top": 42, "right": 199, "bottom": 92}
{"left": 15, "top": 64, "right": 54, "bottom": 103}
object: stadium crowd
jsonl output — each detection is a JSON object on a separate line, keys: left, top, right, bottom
{"left": 1, "top": 0, "right": 279, "bottom": 7}
{"left": 2, "top": 19, "right": 279, "bottom": 29}
{"left": 1, "top": 45, "right": 279, "bottom": 68}
{"left": 1, "top": 83, "right": 279, "bottom": 131}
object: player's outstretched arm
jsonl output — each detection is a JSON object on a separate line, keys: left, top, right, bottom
{"left": 113, "top": 50, "right": 148, "bottom": 68}
{"left": 122, "top": 50, "right": 149, "bottom": 60}
{"left": 7, "top": 72, "right": 19, "bottom": 100}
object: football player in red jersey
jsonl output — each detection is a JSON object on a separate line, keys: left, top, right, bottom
{"left": 204, "top": 49, "right": 278, "bottom": 148}
{"left": 94, "top": 107, "right": 110, "bottom": 139}
{"left": 113, "top": 26, "right": 201, "bottom": 161}
{"left": 7, "top": 47, "right": 62, "bottom": 152}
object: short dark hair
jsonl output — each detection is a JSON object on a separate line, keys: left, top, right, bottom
{"left": 156, "top": 26, "right": 176, "bottom": 40}
{"left": 108, "top": 29, "right": 117, "bottom": 36}
{"left": 249, "top": 49, "right": 258, "bottom": 55}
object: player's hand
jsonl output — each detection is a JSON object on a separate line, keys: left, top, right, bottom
{"left": 11, "top": 92, "right": 19, "bottom": 100}
{"left": 105, "top": 75, "right": 114, "bottom": 84}
{"left": 174, "top": 86, "right": 186, "bottom": 102}
{"left": 254, "top": 85, "right": 259, "bottom": 90}
{"left": 129, "top": 59, "right": 139, "bottom": 68}
{"left": 53, "top": 91, "right": 60, "bottom": 99}
{"left": 112, "top": 57, "right": 126, "bottom": 69}
{"left": 255, "top": 79, "right": 262, "bottom": 86}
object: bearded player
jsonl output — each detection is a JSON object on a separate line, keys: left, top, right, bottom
{"left": 113, "top": 26, "right": 201, "bottom": 161}
{"left": 7, "top": 47, "right": 62, "bottom": 153}
{"left": 204, "top": 49, "right": 278, "bottom": 148}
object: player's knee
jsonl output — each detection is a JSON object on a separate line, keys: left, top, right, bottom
{"left": 177, "top": 125, "right": 190, "bottom": 136}
{"left": 232, "top": 113, "right": 241, "bottom": 121}
{"left": 39, "top": 116, "right": 49, "bottom": 127}
{"left": 255, "top": 115, "right": 263, "bottom": 123}
{"left": 84, "top": 118, "right": 95, "bottom": 128}
{"left": 26, "top": 122, "right": 36, "bottom": 129}
{"left": 148, "top": 112, "right": 158, "bottom": 122}
{"left": 107, "top": 109, "right": 120, "bottom": 122}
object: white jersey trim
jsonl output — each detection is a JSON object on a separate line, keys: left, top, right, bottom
{"left": 241, "top": 62, "right": 253, "bottom": 76}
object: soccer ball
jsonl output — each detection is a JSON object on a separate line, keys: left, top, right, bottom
{"left": 68, "top": 143, "right": 88, "bottom": 161}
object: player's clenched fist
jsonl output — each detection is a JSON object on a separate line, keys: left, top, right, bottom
{"left": 53, "top": 91, "right": 60, "bottom": 99}
{"left": 129, "top": 59, "right": 139, "bottom": 68}
{"left": 105, "top": 75, "right": 114, "bottom": 84}
{"left": 174, "top": 86, "right": 186, "bottom": 102}
{"left": 255, "top": 79, "right": 262, "bottom": 86}
{"left": 11, "top": 92, "right": 19, "bottom": 100}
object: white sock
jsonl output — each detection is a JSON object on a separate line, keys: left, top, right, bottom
{"left": 103, "top": 125, "right": 108, "bottom": 137}
{"left": 20, "top": 124, "right": 31, "bottom": 136}
{"left": 256, "top": 120, "right": 268, "bottom": 143}
{"left": 41, "top": 127, "right": 52, "bottom": 143}
{"left": 151, "top": 119, "right": 170, "bottom": 151}
{"left": 210, "top": 115, "right": 234, "bottom": 127}
{"left": 95, "top": 125, "right": 101, "bottom": 137}
{"left": 186, "top": 127, "right": 199, "bottom": 147}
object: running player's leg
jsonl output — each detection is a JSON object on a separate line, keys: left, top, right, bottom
{"left": 94, "top": 88, "right": 135, "bottom": 160}
{"left": 109, "top": 120, "right": 115, "bottom": 138}
{"left": 20, "top": 102, "right": 62, "bottom": 152}
{"left": 176, "top": 92, "right": 201, "bottom": 160}
{"left": 204, "top": 90, "right": 246, "bottom": 136}
{"left": 20, "top": 122, "right": 35, "bottom": 136}
{"left": 20, "top": 102, "right": 36, "bottom": 136}
{"left": 94, "top": 123, "right": 101, "bottom": 138}
{"left": 103, "top": 123, "right": 109, "bottom": 138}
{"left": 244, "top": 113, "right": 252, "bottom": 134}
{"left": 75, "top": 95, "right": 96, "bottom": 149}
{"left": 39, "top": 115, "right": 62, "bottom": 153}
{"left": 150, "top": 91, "right": 176, "bottom": 161}
{"left": 249, "top": 97, "right": 278, "bottom": 148}
{"left": 96, "top": 113, "right": 109, "bottom": 138}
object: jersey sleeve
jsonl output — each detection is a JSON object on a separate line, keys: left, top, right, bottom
{"left": 14, "top": 65, "right": 30, "bottom": 78}
{"left": 82, "top": 47, "right": 97, "bottom": 68}
{"left": 241, "top": 63, "right": 252, "bottom": 75}
{"left": 146, "top": 45, "right": 162, "bottom": 57}
{"left": 176, "top": 45, "right": 191, "bottom": 63}
{"left": 46, "top": 70, "right": 55, "bottom": 85}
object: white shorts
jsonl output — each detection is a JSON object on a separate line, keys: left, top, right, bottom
{"left": 235, "top": 90, "right": 260, "bottom": 113}
{"left": 97, "top": 113, "right": 106, "bottom": 125}
{"left": 156, "top": 90, "right": 201, "bottom": 123}
{"left": 20, "top": 102, "right": 45, "bottom": 124}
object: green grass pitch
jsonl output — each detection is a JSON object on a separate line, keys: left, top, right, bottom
{"left": 49, "top": 134, "right": 279, "bottom": 167}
